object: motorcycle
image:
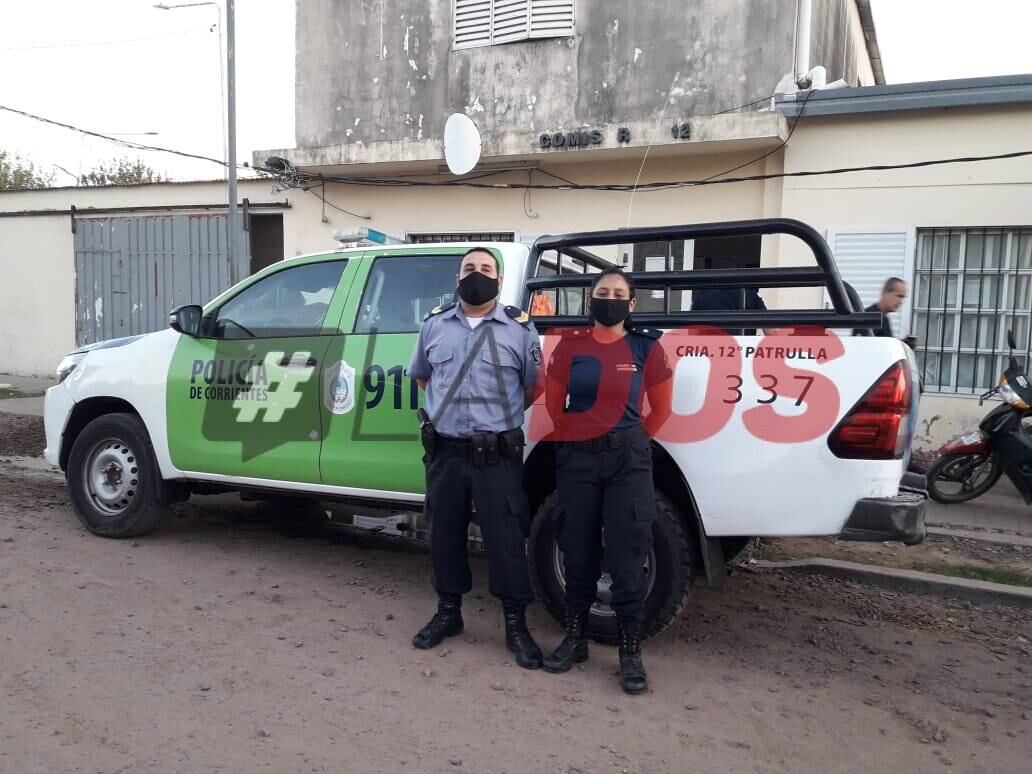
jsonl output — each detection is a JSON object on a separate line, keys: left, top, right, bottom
{"left": 927, "top": 330, "right": 1032, "bottom": 505}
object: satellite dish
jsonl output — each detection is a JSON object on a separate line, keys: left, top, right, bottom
{"left": 443, "top": 113, "right": 482, "bottom": 175}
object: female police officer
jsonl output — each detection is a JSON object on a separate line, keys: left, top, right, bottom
{"left": 542, "top": 267, "right": 672, "bottom": 694}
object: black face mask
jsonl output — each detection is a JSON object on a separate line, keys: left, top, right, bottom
{"left": 590, "top": 297, "right": 631, "bottom": 327}
{"left": 457, "top": 271, "right": 499, "bottom": 306}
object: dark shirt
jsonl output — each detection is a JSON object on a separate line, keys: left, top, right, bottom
{"left": 691, "top": 287, "right": 767, "bottom": 335}
{"left": 550, "top": 328, "right": 672, "bottom": 438}
{"left": 864, "top": 303, "right": 895, "bottom": 338}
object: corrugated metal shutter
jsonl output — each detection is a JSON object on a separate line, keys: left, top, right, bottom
{"left": 530, "top": 0, "right": 575, "bottom": 38}
{"left": 826, "top": 230, "right": 910, "bottom": 336}
{"left": 74, "top": 214, "right": 248, "bottom": 346}
{"left": 454, "top": 0, "right": 492, "bottom": 48}
{"left": 492, "top": 0, "right": 530, "bottom": 43}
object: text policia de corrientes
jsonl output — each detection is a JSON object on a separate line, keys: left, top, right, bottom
{"left": 189, "top": 357, "right": 271, "bottom": 402}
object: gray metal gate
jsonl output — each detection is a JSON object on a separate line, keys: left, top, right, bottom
{"left": 74, "top": 214, "right": 249, "bottom": 346}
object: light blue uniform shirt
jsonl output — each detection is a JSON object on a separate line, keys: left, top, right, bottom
{"left": 408, "top": 302, "right": 540, "bottom": 438}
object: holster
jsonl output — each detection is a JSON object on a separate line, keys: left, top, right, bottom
{"left": 471, "top": 432, "right": 499, "bottom": 467}
{"left": 417, "top": 408, "right": 436, "bottom": 459}
{"left": 499, "top": 428, "right": 525, "bottom": 462}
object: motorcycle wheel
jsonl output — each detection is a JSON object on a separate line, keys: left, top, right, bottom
{"left": 926, "top": 453, "right": 1002, "bottom": 504}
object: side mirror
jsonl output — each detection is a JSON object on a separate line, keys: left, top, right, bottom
{"left": 169, "top": 304, "right": 203, "bottom": 337}
{"left": 1008, "top": 329, "right": 1018, "bottom": 351}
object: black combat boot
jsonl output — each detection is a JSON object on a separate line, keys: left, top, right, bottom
{"left": 502, "top": 603, "right": 543, "bottom": 670}
{"left": 617, "top": 619, "right": 648, "bottom": 695}
{"left": 412, "top": 593, "right": 464, "bottom": 650}
{"left": 542, "top": 607, "right": 589, "bottom": 673}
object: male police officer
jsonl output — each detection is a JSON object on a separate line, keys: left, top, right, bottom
{"left": 407, "top": 247, "right": 544, "bottom": 669}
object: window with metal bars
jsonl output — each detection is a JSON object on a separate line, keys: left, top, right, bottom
{"left": 453, "top": 0, "right": 576, "bottom": 50}
{"left": 912, "top": 227, "right": 1032, "bottom": 394}
{"left": 407, "top": 232, "right": 515, "bottom": 243}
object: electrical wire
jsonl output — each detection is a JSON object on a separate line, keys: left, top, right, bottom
{"left": 626, "top": 71, "right": 684, "bottom": 228}
{"left": 8, "top": 101, "right": 1030, "bottom": 197}
{"left": 304, "top": 185, "right": 371, "bottom": 221}
{"left": 0, "top": 27, "right": 209, "bottom": 52}
{"left": 709, "top": 94, "right": 775, "bottom": 115}
{"left": 267, "top": 147, "right": 1032, "bottom": 192}
{"left": 0, "top": 104, "right": 254, "bottom": 172}
{"left": 697, "top": 87, "right": 816, "bottom": 185}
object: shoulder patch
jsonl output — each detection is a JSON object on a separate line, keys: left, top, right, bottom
{"left": 423, "top": 302, "right": 455, "bottom": 321}
{"left": 632, "top": 326, "right": 663, "bottom": 340}
{"left": 504, "top": 305, "right": 531, "bottom": 326}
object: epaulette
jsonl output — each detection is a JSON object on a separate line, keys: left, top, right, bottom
{"left": 504, "top": 305, "right": 532, "bottom": 326}
{"left": 631, "top": 326, "right": 663, "bottom": 340}
{"left": 423, "top": 302, "right": 455, "bottom": 321}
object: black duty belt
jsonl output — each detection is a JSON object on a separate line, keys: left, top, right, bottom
{"left": 564, "top": 424, "right": 648, "bottom": 452}
{"left": 436, "top": 428, "right": 525, "bottom": 465}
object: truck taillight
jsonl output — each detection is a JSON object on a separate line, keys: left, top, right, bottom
{"left": 828, "top": 361, "right": 912, "bottom": 460}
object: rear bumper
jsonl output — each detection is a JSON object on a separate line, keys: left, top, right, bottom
{"left": 840, "top": 492, "right": 926, "bottom": 545}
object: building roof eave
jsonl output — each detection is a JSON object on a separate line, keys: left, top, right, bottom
{"left": 254, "top": 112, "right": 789, "bottom": 176}
{"left": 776, "top": 73, "right": 1032, "bottom": 118}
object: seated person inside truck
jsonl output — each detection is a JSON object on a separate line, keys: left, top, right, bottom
{"left": 691, "top": 286, "right": 768, "bottom": 336}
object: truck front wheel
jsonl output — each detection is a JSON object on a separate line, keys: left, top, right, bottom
{"left": 66, "top": 413, "right": 170, "bottom": 538}
{"left": 528, "top": 490, "right": 695, "bottom": 645}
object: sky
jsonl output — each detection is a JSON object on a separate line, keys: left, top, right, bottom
{"left": 1, "top": 0, "right": 1030, "bottom": 183}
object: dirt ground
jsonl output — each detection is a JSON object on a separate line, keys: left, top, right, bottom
{"left": 0, "top": 461, "right": 1030, "bottom": 774}
{"left": 0, "top": 412, "right": 44, "bottom": 457}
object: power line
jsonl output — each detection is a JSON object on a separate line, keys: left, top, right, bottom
{"left": 267, "top": 147, "right": 1032, "bottom": 192}
{"left": 304, "top": 185, "right": 371, "bottom": 221}
{"left": 0, "top": 104, "right": 249, "bottom": 172}
{"left": 697, "top": 87, "right": 816, "bottom": 185}
{"left": 0, "top": 27, "right": 209, "bottom": 52}
{"left": 709, "top": 93, "right": 775, "bottom": 116}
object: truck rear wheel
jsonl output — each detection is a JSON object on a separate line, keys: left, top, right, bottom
{"left": 66, "top": 413, "right": 170, "bottom": 538}
{"left": 528, "top": 490, "right": 694, "bottom": 645}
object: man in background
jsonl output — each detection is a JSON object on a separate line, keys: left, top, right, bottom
{"left": 867, "top": 277, "right": 908, "bottom": 338}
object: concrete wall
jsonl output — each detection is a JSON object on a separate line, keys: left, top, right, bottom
{"left": 295, "top": 0, "right": 800, "bottom": 150}
{"left": 0, "top": 180, "right": 285, "bottom": 377}
{"left": 0, "top": 213, "right": 74, "bottom": 377}
{"left": 810, "top": 0, "right": 875, "bottom": 87}
{"left": 778, "top": 104, "right": 1032, "bottom": 456}
{"left": 279, "top": 150, "right": 773, "bottom": 257}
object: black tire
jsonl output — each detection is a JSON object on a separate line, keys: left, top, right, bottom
{"left": 926, "top": 453, "right": 1002, "bottom": 504}
{"left": 528, "top": 490, "right": 694, "bottom": 645}
{"left": 66, "top": 412, "right": 170, "bottom": 538}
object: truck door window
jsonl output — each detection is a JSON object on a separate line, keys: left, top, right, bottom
{"left": 212, "top": 260, "right": 347, "bottom": 339}
{"left": 354, "top": 255, "right": 459, "bottom": 333}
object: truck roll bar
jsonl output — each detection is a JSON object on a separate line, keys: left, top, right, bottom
{"left": 524, "top": 218, "right": 881, "bottom": 334}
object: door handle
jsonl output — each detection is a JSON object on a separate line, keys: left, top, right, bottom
{"left": 277, "top": 355, "right": 319, "bottom": 368}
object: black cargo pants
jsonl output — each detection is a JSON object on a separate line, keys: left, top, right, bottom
{"left": 423, "top": 437, "right": 534, "bottom": 606}
{"left": 554, "top": 432, "right": 656, "bottom": 623}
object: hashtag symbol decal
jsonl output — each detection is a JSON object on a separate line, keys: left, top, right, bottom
{"left": 233, "top": 351, "right": 315, "bottom": 423}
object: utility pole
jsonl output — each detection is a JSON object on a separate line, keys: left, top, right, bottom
{"left": 154, "top": 1, "right": 237, "bottom": 281}
{"left": 226, "top": 0, "right": 239, "bottom": 284}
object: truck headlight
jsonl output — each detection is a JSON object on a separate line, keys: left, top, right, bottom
{"left": 998, "top": 381, "right": 1030, "bottom": 409}
{"left": 56, "top": 353, "right": 85, "bottom": 384}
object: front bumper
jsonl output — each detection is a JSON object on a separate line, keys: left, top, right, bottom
{"left": 43, "top": 383, "right": 75, "bottom": 468}
{"left": 840, "top": 492, "right": 926, "bottom": 545}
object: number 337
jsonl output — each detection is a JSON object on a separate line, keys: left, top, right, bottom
{"left": 723, "top": 374, "right": 815, "bottom": 406}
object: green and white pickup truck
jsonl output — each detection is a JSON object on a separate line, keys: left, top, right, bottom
{"left": 44, "top": 219, "right": 925, "bottom": 642}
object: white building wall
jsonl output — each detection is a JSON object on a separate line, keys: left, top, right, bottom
{"left": 779, "top": 105, "right": 1032, "bottom": 459}
{"left": 0, "top": 179, "right": 286, "bottom": 377}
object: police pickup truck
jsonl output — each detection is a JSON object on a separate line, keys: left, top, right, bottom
{"left": 43, "top": 219, "right": 925, "bottom": 643}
